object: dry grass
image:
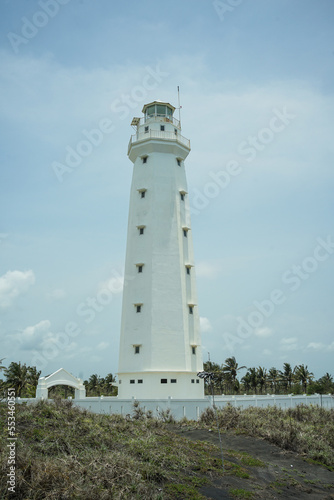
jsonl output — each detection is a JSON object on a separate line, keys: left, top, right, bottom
{"left": 198, "top": 404, "right": 334, "bottom": 468}
{"left": 0, "top": 399, "right": 220, "bottom": 499}
{"left": 1, "top": 399, "right": 333, "bottom": 499}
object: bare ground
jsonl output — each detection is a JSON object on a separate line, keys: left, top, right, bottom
{"left": 171, "top": 426, "right": 334, "bottom": 499}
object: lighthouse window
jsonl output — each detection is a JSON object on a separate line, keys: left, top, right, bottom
{"left": 171, "top": 379, "right": 177, "bottom": 383}
{"left": 144, "top": 126, "right": 149, "bottom": 133}
{"left": 160, "top": 125, "right": 165, "bottom": 131}
{"left": 186, "top": 266, "right": 190, "bottom": 275}
{"left": 141, "top": 191, "right": 145, "bottom": 198}
{"left": 196, "top": 380, "right": 200, "bottom": 384}
{"left": 139, "top": 227, "right": 145, "bottom": 235}
{"left": 161, "top": 379, "right": 168, "bottom": 384}
{"left": 157, "top": 104, "right": 166, "bottom": 115}
{"left": 180, "top": 193, "right": 184, "bottom": 201}
{"left": 136, "top": 305, "right": 142, "bottom": 313}
{"left": 138, "top": 265, "right": 143, "bottom": 273}
{"left": 191, "top": 379, "right": 195, "bottom": 384}
{"left": 192, "top": 346, "right": 196, "bottom": 355}
{"left": 189, "top": 305, "right": 193, "bottom": 314}
{"left": 130, "top": 380, "right": 135, "bottom": 384}
{"left": 138, "top": 379, "right": 143, "bottom": 384}
{"left": 146, "top": 105, "right": 155, "bottom": 116}
{"left": 142, "top": 156, "right": 148, "bottom": 164}
{"left": 183, "top": 229, "right": 188, "bottom": 237}
{"left": 134, "top": 346, "right": 140, "bottom": 354}
{"left": 177, "top": 159, "right": 181, "bottom": 166}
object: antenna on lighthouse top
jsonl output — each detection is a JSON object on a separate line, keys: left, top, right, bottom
{"left": 177, "top": 86, "right": 182, "bottom": 126}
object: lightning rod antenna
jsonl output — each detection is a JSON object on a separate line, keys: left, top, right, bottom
{"left": 177, "top": 86, "right": 181, "bottom": 126}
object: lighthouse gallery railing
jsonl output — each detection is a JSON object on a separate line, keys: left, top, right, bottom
{"left": 128, "top": 129, "right": 190, "bottom": 154}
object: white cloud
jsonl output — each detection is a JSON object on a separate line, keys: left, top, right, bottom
{"left": 0, "top": 270, "right": 35, "bottom": 309}
{"left": 98, "top": 274, "right": 124, "bottom": 295}
{"left": 97, "top": 342, "right": 109, "bottom": 351}
{"left": 18, "top": 320, "right": 51, "bottom": 350}
{"left": 254, "top": 327, "right": 273, "bottom": 338}
{"left": 196, "top": 262, "right": 216, "bottom": 279}
{"left": 200, "top": 317, "right": 212, "bottom": 333}
{"left": 307, "top": 342, "right": 325, "bottom": 350}
{"left": 46, "top": 288, "right": 66, "bottom": 300}
{"left": 262, "top": 349, "right": 272, "bottom": 355}
{"left": 280, "top": 337, "right": 298, "bottom": 351}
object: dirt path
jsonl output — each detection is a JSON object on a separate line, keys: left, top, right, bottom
{"left": 172, "top": 427, "right": 334, "bottom": 499}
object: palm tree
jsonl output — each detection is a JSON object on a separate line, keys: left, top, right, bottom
{"left": 25, "top": 366, "right": 41, "bottom": 397}
{"left": 104, "top": 373, "right": 117, "bottom": 395}
{"left": 222, "top": 357, "right": 246, "bottom": 394}
{"left": 241, "top": 372, "right": 251, "bottom": 394}
{"left": 294, "top": 364, "right": 314, "bottom": 393}
{"left": 243, "top": 367, "right": 258, "bottom": 394}
{"left": 4, "top": 362, "right": 28, "bottom": 397}
{"left": 0, "top": 358, "right": 6, "bottom": 401}
{"left": 268, "top": 367, "right": 280, "bottom": 394}
{"left": 317, "top": 372, "right": 333, "bottom": 393}
{"left": 257, "top": 367, "right": 268, "bottom": 394}
{"left": 281, "top": 363, "right": 293, "bottom": 392}
{"left": 203, "top": 361, "right": 223, "bottom": 394}
{"left": 87, "top": 374, "right": 101, "bottom": 396}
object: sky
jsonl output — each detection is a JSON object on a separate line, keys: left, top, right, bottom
{"left": 0, "top": 0, "right": 333, "bottom": 383}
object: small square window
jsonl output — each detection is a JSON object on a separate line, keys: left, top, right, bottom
{"left": 196, "top": 380, "right": 200, "bottom": 384}
{"left": 171, "top": 379, "right": 177, "bottom": 383}
{"left": 136, "top": 305, "right": 142, "bottom": 313}
{"left": 130, "top": 379, "right": 135, "bottom": 384}
{"left": 161, "top": 379, "right": 168, "bottom": 384}
{"left": 189, "top": 306, "right": 193, "bottom": 314}
{"left": 144, "top": 126, "right": 149, "bottom": 133}
{"left": 138, "top": 265, "right": 143, "bottom": 273}
{"left": 142, "top": 156, "right": 148, "bottom": 164}
{"left": 191, "top": 379, "right": 195, "bottom": 384}
{"left": 138, "top": 379, "right": 143, "bottom": 384}
{"left": 139, "top": 227, "right": 144, "bottom": 235}
{"left": 141, "top": 191, "right": 145, "bottom": 198}
{"left": 192, "top": 346, "right": 196, "bottom": 355}
{"left": 160, "top": 125, "right": 165, "bottom": 131}
{"left": 135, "top": 346, "right": 140, "bottom": 354}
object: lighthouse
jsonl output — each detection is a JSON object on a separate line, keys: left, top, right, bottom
{"left": 117, "top": 101, "right": 204, "bottom": 399}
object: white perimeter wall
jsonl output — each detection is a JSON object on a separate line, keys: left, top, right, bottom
{"left": 17, "top": 394, "right": 334, "bottom": 421}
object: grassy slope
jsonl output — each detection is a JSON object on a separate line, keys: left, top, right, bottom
{"left": 0, "top": 400, "right": 333, "bottom": 499}
{"left": 198, "top": 404, "right": 334, "bottom": 468}
{"left": 0, "top": 399, "right": 225, "bottom": 499}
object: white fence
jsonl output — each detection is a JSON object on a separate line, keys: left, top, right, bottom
{"left": 16, "top": 393, "right": 333, "bottom": 421}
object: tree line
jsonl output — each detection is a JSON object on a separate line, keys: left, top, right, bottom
{"left": 1, "top": 358, "right": 333, "bottom": 398}
{"left": 203, "top": 357, "right": 334, "bottom": 395}
{"left": 0, "top": 360, "right": 117, "bottom": 399}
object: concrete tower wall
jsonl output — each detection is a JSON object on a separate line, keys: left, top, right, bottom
{"left": 117, "top": 103, "right": 204, "bottom": 398}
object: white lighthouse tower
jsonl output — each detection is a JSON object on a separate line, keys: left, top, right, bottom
{"left": 117, "top": 101, "right": 204, "bottom": 399}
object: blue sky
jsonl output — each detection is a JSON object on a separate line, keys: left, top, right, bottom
{"left": 1, "top": 0, "right": 333, "bottom": 383}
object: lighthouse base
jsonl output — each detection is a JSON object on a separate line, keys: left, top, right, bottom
{"left": 117, "top": 371, "right": 204, "bottom": 399}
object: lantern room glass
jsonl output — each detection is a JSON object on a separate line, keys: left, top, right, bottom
{"left": 145, "top": 104, "right": 173, "bottom": 119}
